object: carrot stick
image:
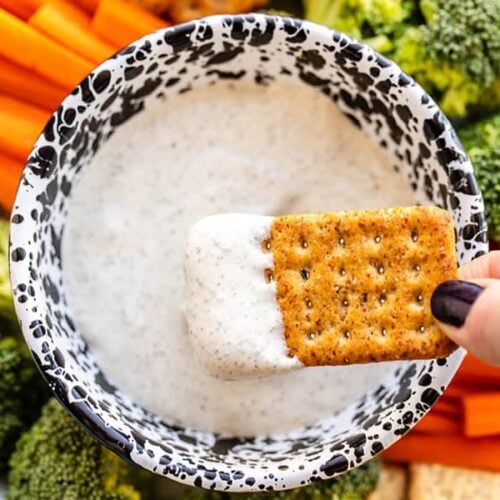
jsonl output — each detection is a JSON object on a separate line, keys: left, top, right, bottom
{"left": 443, "top": 383, "right": 480, "bottom": 400}
{"left": 413, "top": 411, "right": 462, "bottom": 435}
{"left": 431, "top": 397, "right": 462, "bottom": 417}
{"left": 454, "top": 354, "right": 500, "bottom": 388}
{"left": 74, "top": 0, "right": 98, "bottom": 14}
{"left": 0, "top": 8, "right": 94, "bottom": 89}
{"left": 46, "top": 0, "right": 90, "bottom": 27}
{"left": 463, "top": 392, "right": 500, "bottom": 437}
{"left": 0, "top": 94, "right": 49, "bottom": 161}
{"left": 0, "top": 0, "right": 41, "bottom": 20}
{"left": 0, "top": 57, "right": 68, "bottom": 111}
{"left": 0, "top": 153, "right": 23, "bottom": 212}
{"left": 383, "top": 434, "right": 500, "bottom": 471}
{"left": 91, "top": 0, "right": 168, "bottom": 48}
{"left": 30, "top": 3, "right": 115, "bottom": 63}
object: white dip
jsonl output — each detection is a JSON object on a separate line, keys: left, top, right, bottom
{"left": 64, "top": 81, "right": 416, "bottom": 436}
{"left": 185, "top": 214, "right": 302, "bottom": 380}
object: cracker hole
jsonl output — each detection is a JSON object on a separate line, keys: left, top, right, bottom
{"left": 374, "top": 235, "right": 382, "bottom": 243}
{"left": 342, "top": 299, "right": 349, "bottom": 307}
{"left": 339, "top": 237, "right": 346, "bottom": 247}
{"left": 334, "top": 285, "right": 343, "bottom": 293}
{"left": 264, "top": 268, "right": 274, "bottom": 283}
{"left": 379, "top": 294, "right": 387, "bottom": 305}
{"left": 413, "top": 264, "right": 421, "bottom": 273}
{"left": 262, "top": 239, "right": 272, "bottom": 252}
{"left": 377, "top": 264, "right": 385, "bottom": 275}
{"left": 305, "top": 298, "right": 313, "bottom": 309}
{"left": 306, "top": 331, "right": 317, "bottom": 340}
{"left": 343, "top": 330, "right": 351, "bottom": 339}
{"left": 381, "top": 327, "right": 388, "bottom": 337}
{"left": 361, "top": 293, "right": 368, "bottom": 303}
{"left": 411, "top": 231, "right": 418, "bottom": 242}
{"left": 300, "top": 239, "right": 308, "bottom": 249}
{"left": 339, "top": 267, "right": 347, "bottom": 277}
{"left": 300, "top": 268, "right": 311, "bottom": 280}
{"left": 343, "top": 357, "right": 350, "bottom": 364}
{"left": 416, "top": 293, "right": 423, "bottom": 303}
{"left": 418, "top": 325, "right": 426, "bottom": 333}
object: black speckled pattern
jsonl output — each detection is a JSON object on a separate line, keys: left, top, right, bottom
{"left": 9, "top": 14, "right": 488, "bottom": 492}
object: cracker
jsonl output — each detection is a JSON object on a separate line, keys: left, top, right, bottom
{"left": 367, "top": 464, "right": 407, "bottom": 500}
{"left": 267, "top": 206, "right": 458, "bottom": 366}
{"left": 408, "top": 463, "right": 500, "bottom": 500}
{"left": 169, "top": 0, "right": 267, "bottom": 23}
{"left": 130, "top": 0, "right": 172, "bottom": 15}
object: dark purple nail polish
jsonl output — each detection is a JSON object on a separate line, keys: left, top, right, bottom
{"left": 431, "top": 280, "right": 484, "bottom": 327}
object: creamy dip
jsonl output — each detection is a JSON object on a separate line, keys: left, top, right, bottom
{"left": 64, "top": 81, "right": 416, "bottom": 436}
{"left": 185, "top": 214, "right": 302, "bottom": 380}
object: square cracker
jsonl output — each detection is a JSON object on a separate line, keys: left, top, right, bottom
{"left": 269, "top": 206, "right": 458, "bottom": 366}
{"left": 368, "top": 464, "right": 407, "bottom": 500}
{"left": 409, "top": 463, "right": 500, "bottom": 500}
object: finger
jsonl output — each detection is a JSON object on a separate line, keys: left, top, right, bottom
{"left": 431, "top": 280, "right": 500, "bottom": 366}
{"left": 459, "top": 250, "right": 500, "bottom": 281}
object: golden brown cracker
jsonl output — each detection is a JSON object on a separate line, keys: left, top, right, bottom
{"left": 130, "top": 0, "right": 172, "bottom": 15}
{"left": 409, "top": 463, "right": 500, "bottom": 500}
{"left": 368, "top": 464, "right": 407, "bottom": 500}
{"left": 169, "top": 0, "right": 268, "bottom": 23}
{"left": 268, "top": 206, "right": 458, "bottom": 366}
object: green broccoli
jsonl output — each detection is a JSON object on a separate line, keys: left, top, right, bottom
{"left": 458, "top": 114, "right": 500, "bottom": 241}
{"left": 182, "top": 459, "right": 380, "bottom": 499}
{"left": 0, "top": 219, "right": 18, "bottom": 337}
{"left": 7, "top": 398, "right": 149, "bottom": 499}
{"left": 303, "top": 0, "right": 500, "bottom": 118}
{"left": 305, "top": 0, "right": 413, "bottom": 52}
{"left": 422, "top": 0, "right": 499, "bottom": 89}
{"left": 0, "top": 336, "right": 50, "bottom": 473}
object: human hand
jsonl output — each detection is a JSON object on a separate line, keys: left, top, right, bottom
{"left": 431, "top": 251, "right": 500, "bottom": 366}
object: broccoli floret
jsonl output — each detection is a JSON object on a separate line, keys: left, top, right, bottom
{"left": 458, "top": 114, "right": 500, "bottom": 241}
{"left": 305, "top": 0, "right": 413, "bottom": 48}
{"left": 303, "top": 0, "right": 500, "bottom": 118}
{"left": 0, "top": 336, "right": 49, "bottom": 473}
{"left": 7, "top": 399, "right": 145, "bottom": 500}
{"left": 422, "top": 0, "right": 500, "bottom": 88}
{"left": 0, "top": 219, "right": 18, "bottom": 337}
{"left": 390, "top": 25, "right": 488, "bottom": 118}
{"left": 182, "top": 459, "right": 380, "bottom": 499}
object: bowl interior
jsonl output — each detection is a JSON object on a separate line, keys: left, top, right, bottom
{"left": 9, "top": 14, "right": 487, "bottom": 492}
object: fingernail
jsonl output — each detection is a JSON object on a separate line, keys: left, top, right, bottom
{"left": 431, "top": 280, "right": 484, "bottom": 327}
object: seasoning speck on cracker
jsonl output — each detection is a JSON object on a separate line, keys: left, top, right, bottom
{"left": 184, "top": 206, "right": 458, "bottom": 380}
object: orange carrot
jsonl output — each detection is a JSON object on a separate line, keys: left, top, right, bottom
{"left": 91, "top": 0, "right": 168, "bottom": 48}
{"left": 431, "top": 396, "right": 462, "bottom": 418}
{"left": 0, "top": 94, "right": 49, "bottom": 161}
{"left": 463, "top": 392, "right": 500, "bottom": 438}
{"left": 443, "top": 383, "right": 480, "bottom": 400}
{"left": 0, "top": 57, "right": 68, "bottom": 111}
{"left": 45, "top": 0, "right": 91, "bottom": 27}
{"left": 455, "top": 354, "right": 500, "bottom": 388}
{"left": 0, "top": 153, "right": 23, "bottom": 212}
{"left": 0, "top": 8, "right": 94, "bottom": 89}
{"left": 74, "top": 0, "right": 98, "bottom": 14}
{"left": 0, "top": 0, "right": 41, "bottom": 20}
{"left": 413, "top": 411, "right": 462, "bottom": 435}
{"left": 30, "top": 3, "right": 115, "bottom": 63}
{"left": 383, "top": 434, "right": 500, "bottom": 471}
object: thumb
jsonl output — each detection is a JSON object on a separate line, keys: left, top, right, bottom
{"left": 431, "top": 280, "right": 500, "bottom": 366}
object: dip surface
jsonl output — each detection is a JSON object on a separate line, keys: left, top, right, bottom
{"left": 64, "top": 81, "right": 416, "bottom": 436}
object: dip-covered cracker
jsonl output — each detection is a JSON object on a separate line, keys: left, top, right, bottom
{"left": 185, "top": 206, "right": 458, "bottom": 380}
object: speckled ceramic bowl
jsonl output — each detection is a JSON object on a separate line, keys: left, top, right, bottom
{"left": 9, "top": 14, "right": 487, "bottom": 493}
